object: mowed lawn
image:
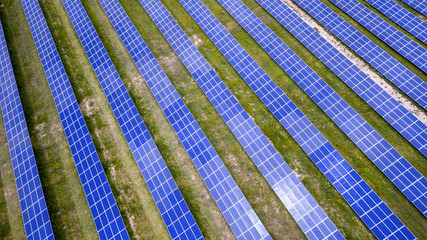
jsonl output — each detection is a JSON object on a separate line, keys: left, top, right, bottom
{"left": 0, "top": 0, "right": 426, "bottom": 239}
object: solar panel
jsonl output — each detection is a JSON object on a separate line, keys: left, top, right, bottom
{"left": 254, "top": 0, "right": 427, "bottom": 217}
{"left": 330, "top": 0, "right": 427, "bottom": 74}
{"left": 401, "top": 0, "right": 427, "bottom": 16}
{"left": 294, "top": 0, "right": 427, "bottom": 114}
{"left": 0, "top": 20, "right": 54, "bottom": 240}
{"left": 61, "top": 1, "right": 203, "bottom": 239}
{"left": 97, "top": 1, "right": 270, "bottom": 239}
{"left": 365, "top": 0, "right": 427, "bottom": 44}
{"left": 20, "top": 1, "right": 129, "bottom": 239}
{"left": 213, "top": 0, "right": 418, "bottom": 238}
{"left": 176, "top": 1, "right": 347, "bottom": 240}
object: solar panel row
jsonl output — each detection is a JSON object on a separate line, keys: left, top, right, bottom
{"left": 0, "top": 20, "right": 54, "bottom": 240}
{"left": 62, "top": 1, "right": 203, "bottom": 239}
{"left": 330, "top": 0, "right": 427, "bottom": 74}
{"left": 254, "top": 0, "right": 427, "bottom": 217}
{"left": 97, "top": 0, "right": 270, "bottom": 239}
{"left": 365, "top": 0, "right": 427, "bottom": 44}
{"left": 20, "top": 1, "right": 129, "bottom": 239}
{"left": 215, "top": 0, "right": 418, "bottom": 239}
{"left": 401, "top": 0, "right": 427, "bottom": 16}
{"left": 177, "top": 1, "right": 346, "bottom": 240}
{"left": 294, "top": 0, "right": 427, "bottom": 114}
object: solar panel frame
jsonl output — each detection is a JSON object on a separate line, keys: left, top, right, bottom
{"left": 330, "top": 0, "right": 427, "bottom": 74}
{"left": 97, "top": 0, "right": 270, "bottom": 239}
{"left": 292, "top": 0, "right": 427, "bottom": 158}
{"left": 400, "top": 0, "right": 427, "bottom": 16}
{"left": 365, "top": 0, "right": 427, "bottom": 44}
{"left": 213, "top": 0, "right": 418, "bottom": 238}
{"left": 175, "top": 1, "right": 348, "bottom": 240}
{"left": 253, "top": 0, "right": 427, "bottom": 217}
{"left": 0, "top": 19, "right": 54, "bottom": 240}
{"left": 20, "top": 1, "right": 129, "bottom": 239}
{"left": 61, "top": 1, "right": 204, "bottom": 239}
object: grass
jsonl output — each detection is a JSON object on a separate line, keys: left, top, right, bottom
{"left": 0, "top": 1, "right": 98, "bottom": 239}
{"left": 0, "top": 111, "right": 26, "bottom": 240}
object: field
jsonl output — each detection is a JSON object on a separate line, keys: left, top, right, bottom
{"left": 0, "top": 0, "right": 426, "bottom": 239}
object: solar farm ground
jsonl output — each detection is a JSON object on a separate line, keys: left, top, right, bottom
{"left": 0, "top": 0, "right": 426, "bottom": 239}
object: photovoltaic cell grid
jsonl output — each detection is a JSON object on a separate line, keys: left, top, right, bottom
{"left": 254, "top": 0, "right": 427, "bottom": 217}
{"left": 401, "top": 0, "right": 427, "bottom": 16}
{"left": 62, "top": 1, "right": 203, "bottom": 239}
{"left": 177, "top": 1, "right": 346, "bottom": 239}
{"left": 365, "top": 0, "right": 427, "bottom": 44}
{"left": 216, "top": 0, "right": 417, "bottom": 239}
{"left": 330, "top": 0, "right": 427, "bottom": 73}
{"left": 0, "top": 20, "right": 54, "bottom": 240}
{"left": 294, "top": 0, "right": 427, "bottom": 115}
{"left": 20, "top": 1, "right": 129, "bottom": 239}
{"left": 97, "top": 0, "right": 270, "bottom": 239}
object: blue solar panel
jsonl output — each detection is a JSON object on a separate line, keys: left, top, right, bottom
{"left": 176, "top": 1, "right": 346, "bottom": 239}
{"left": 61, "top": 1, "right": 203, "bottom": 239}
{"left": 254, "top": 0, "right": 427, "bottom": 217}
{"left": 365, "top": 0, "right": 427, "bottom": 44}
{"left": 294, "top": 0, "right": 427, "bottom": 112}
{"left": 214, "top": 0, "right": 418, "bottom": 238}
{"left": 20, "top": 1, "right": 129, "bottom": 239}
{"left": 0, "top": 20, "right": 54, "bottom": 240}
{"left": 401, "top": 0, "right": 427, "bottom": 16}
{"left": 330, "top": 0, "right": 427, "bottom": 74}
{"left": 97, "top": 0, "right": 270, "bottom": 239}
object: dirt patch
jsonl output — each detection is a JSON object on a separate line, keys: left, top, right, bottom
{"left": 158, "top": 53, "right": 182, "bottom": 76}
{"left": 281, "top": 0, "right": 427, "bottom": 125}
{"left": 80, "top": 98, "right": 97, "bottom": 116}
{"left": 190, "top": 34, "right": 203, "bottom": 47}
{"left": 225, "top": 21, "right": 238, "bottom": 32}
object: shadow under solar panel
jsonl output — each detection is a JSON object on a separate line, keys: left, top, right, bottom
{"left": 401, "top": 0, "right": 427, "bottom": 17}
